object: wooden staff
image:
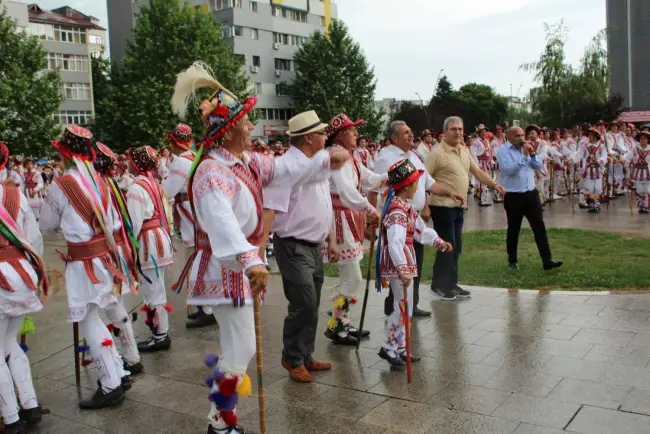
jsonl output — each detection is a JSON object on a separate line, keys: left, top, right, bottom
{"left": 73, "top": 323, "right": 81, "bottom": 386}
{"left": 400, "top": 299, "right": 412, "bottom": 384}
{"left": 253, "top": 295, "right": 266, "bottom": 434}
{"left": 627, "top": 176, "right": 634, "bottom": 216}
{"left": 356, "top": 230, "right": 376, "bottom": 350}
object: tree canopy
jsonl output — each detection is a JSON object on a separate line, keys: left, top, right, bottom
{"left": 282, "top": 19, "right": 384, "bottom": 138}
{"left": 0, "top": 9, "right": 62, "bottom": 156}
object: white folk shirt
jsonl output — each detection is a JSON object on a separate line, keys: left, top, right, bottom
{"left": 0, "top": 185, "right": 44, "bottom": 318}
{"left": 559, "top": 138, "right": 577, "bottom": 158}
{"left": 264, "top": 146, "right": 332, "bottom": 244}
{"left": 40, "top": 168, "right": 126, "bottom": 321}
{"left": 416, "top": 142, "right": 434, "bottom": 163}
{"left": 623, "top": 143, "right": 650, "bottom": 181}
{"left": 491, "top": 137, "right": 506, "bottom": 171}
{"left": 372, "top": 145, "right": 435, "bottom": 212}
{"left": 23, "top": 168, "right": 44, "bottom": 207}
{"left": 188, "top": 147, "right": 331, "bottom": 307}
{"left": 162, "top": 151, "right": 195, "bottom": 247}
{"left": 126, "top": 175, "right": 174, "bottom": 270}
{"left": 605, "top": 132, "right": 627, "bottom": 156}
{"left": 571, "top": 142, "right": 607, "bottom": 179}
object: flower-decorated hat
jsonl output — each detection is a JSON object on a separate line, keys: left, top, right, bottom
{"left": 525, "top": 124, "right": 541, "bottom": 135}
{"left": 166, "top": 123, "right": 194, "bottom": 151}
{"left": 387, "top": 159, "right": 423, "bottom": 191}
{"left": 252, "top": 138, "right": 271, "bottom": 154}
{"left": 0, "top": 142, "right": 8, "bottom": 171}
{"left": 94, "top": 142, "right": 121, "bottom": 175}
{"left": 128, "top": 146, "right": 159, "bottom": 173}
{"left": 421, "top": 129, "right": 434, "bottom": 138}
{"left": 171, "top": 62, "right": 256, "bottom": 147}
{"left": 326, "top": 113, "right": 365, "bottom": 139}
{"left": 475, "top": 124, "right": 487, "bottom": 133}
{"left": 587, "top": 128, "right": 601, "bottom": 140}
{"left": 51, "top": 125, "right": 95, "bottom": 160}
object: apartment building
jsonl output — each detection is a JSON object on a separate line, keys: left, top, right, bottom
{"left": 108, "top": 0, "right": 337, "bottom": 138}
{"left": 2, "top": 0, "right": 29, "bottom": 30}
{"left": 26, "top": 4, "right": 106, "bottom": 126}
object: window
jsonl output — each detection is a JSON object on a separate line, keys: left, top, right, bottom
{"left": 276, "top": 84, "right": 285, "bottom": 96}
{"left": 212, "top": 0, "right": 240, "bottom": 10}
{"left": 320, "top": 16, "right": 325, "bottom": 27}
{"left": 47, "top": 53, "right": 89, "bottom": 72}
{"left": 267, "top": 109, "right": 275, "bottom": 120}
{"left": 28, "top": 22, "right": 54, "bottom": 40}
{"left": 255, "top": 83, "right": 262, "bottom": 94}
{"left": 88, "top": 35, "right": 103, "bottom": 45}
{"left": 222, "top": 25, "right": 242, "bottom": 37}
{"left": 62, "top": 83, "right": 91, "bottom": 100}
{"left": 54, "top": 110, "right": 93, "bottom": 125}
{"left": 250, "top": 1, "right": 257, "bottom": 12}
{"left": 53, "top": 25, "right": 86, "bottom": 44}
{"left": 272, "top": 6, "right": 307, "bottom": 22}
{"left": 290, "top": 10, "right": 307, "bottom": 23}
{"left": 273, "top": 32, "right": 289, "bottom": 45}
{"left": 252, "top": 55, "right": 261, "bottom": 67}
{"left": 251, "top": 28, "right": 259, "bottom": 40}
{"left": 234, "top": 25, "right": 243, "bottom": 36}
{"left": 290, "top": 35, "right": 306, "bottom": 46}
{"left": 274, "top": 58, "right": 292, "bottom": 71}
{"left": 90, "top": 49, "right": 102, "bottom": 58}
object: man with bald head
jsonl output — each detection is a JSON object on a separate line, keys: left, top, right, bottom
{"left": 496, "top": 127, "right": 562, "bottom": 271}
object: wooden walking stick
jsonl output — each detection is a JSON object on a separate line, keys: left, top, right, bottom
{"left": 73, "top": 323, "right": 81, "bottom": 386}
{"left": 253, "top": 295, "right": 266, "bottom": 434}
{"left": 399, "top": 299, "right": 412, "bottom": 384}
{"left": 627, "top": 177, "right": 634, "bottom": 216}
{"left": 356, "top": 230, "right": 377, "bottom": 350}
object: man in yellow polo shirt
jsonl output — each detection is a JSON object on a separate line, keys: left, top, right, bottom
{"left": 426, "top": 116, "right": 505, "bottom": 300}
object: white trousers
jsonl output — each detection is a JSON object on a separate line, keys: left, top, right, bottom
{"left": 583, "top": 178, "right": 603, "bottom": 195}
{"left": 79, "top": 305, "right": 122, "bottom": 391}
{"left": 141, "top": 268, "right": 169, "bottom": 337}
{"left": 382, "top": 278, "right": 413, "bottom": 354}
{"left": 0, "top": 315, "right": 38, "bottom": 424}
{"left": 104, "top": 298, "right": 140, "bottom": 365}
{"left": 334, "top": 261, "right": 362, "bottom": 337}
{"left": 634, "top": 181, "right": 650, "bottom": 207}
{"left": 208, "top": 305, "right": 256, "bottom": 430}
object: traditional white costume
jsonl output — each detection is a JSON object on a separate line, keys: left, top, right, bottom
{"left": 623, "top": 138, "right": 650, "bottom": 213}
{"left": 22, "top": 167, "right": 43, "bottom": 219}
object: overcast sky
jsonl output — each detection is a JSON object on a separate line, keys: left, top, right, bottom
{"left": 37, "top": 0, "right": 606, "bottom": 100}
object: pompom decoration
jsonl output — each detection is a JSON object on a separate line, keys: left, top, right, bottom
{"left": 351, "top": 297, "right": 358, "bottom": 304}
{"left": 237, "top": 374, "right": 252, "bottom": 397}
{"left": 209, "top": 391, "right": 238, "bottom": 411}
{"left": 164, "top": 303, "right": 173, "bottom": 313}
{"left": 76, "top": 345, "right": 90, "bottom": 353}
{"left": 139, "top": 306, "right": 149, "bottom": 312}
{"left": 101, "top": 338, "right": 113, "bottom": 347}
{"left": 106, "top": 324, "right": 115, "bottom": 333}
{"left": 220, "top": 410, "right": 237, "bottom": 427}
{"left": 204, "top": 354, "right": 220, "bottom": 369}
{"left": 327, "top": 317, "right": 337, "bottom": 329}
{"left": 219, "top": 377, "right": 238, "bottom": 397}
{"left": 19, "top": 316, "right": 36, "bottom": 335}
{"left": 205, "top": 377, "right": 215, "bottom": 388}
{"left": 19, "top": 344, "right": 28, "bottom": 353}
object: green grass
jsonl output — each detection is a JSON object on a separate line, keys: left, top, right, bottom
{"left": 323, "top": 229, "right": 650, "bottom": 290}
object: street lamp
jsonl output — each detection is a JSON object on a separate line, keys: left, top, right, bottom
{"left": 415, "top": 92, "right": 430, "bottom": 127}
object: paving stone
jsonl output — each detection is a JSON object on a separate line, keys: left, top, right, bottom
{"left": 620, "top": 387, "right": 650, "bottom": 415}
{"left": 491, "top": 393, "right": 581, "bottom": 429}
{"left": 570, "top": 328, "right": 636, "bottom": 346}
{"left": 567, "top": 405, "right": 650, "bottom": 434}
{"left": 547, "top": 377, "right": 631, "bottom": 409}
{"left": 426, "top": 382, "right": 512, "bottom": 415}
{"left": 359, "top": 398, "right": 450, "bottom": 434}
{"left": 512, "top": 423, "right": 567, "bottom": 434}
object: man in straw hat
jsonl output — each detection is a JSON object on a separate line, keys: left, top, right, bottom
{"left": 263, "top": 110, "right": 337, "bottom": 382}
{"left": 571, "top": 128, "right": 608, "bottom": 213}
{"left": 323, "top": 113, "right": 385, "bottom": 346}
{"left": 126, "top": 146, "right": 175, "bottom": 353}
{"left": 40, "top": 126, "right": 132, "bottom": 409}
{"left": 470, "top": 124, "right": 494, "bottom": 206}
{"left": 170, "top": 62, "right": 350, "bottom": 434}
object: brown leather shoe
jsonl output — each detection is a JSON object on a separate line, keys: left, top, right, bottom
{"left": 287, "top": 365, "right": 312, "bottom": 383}
{"left": 304, "top": 360, "right": 332, "bottom": 371}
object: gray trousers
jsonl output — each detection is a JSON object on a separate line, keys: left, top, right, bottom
{"left": 273, "top": 236, "right": 324, "bottom": 368}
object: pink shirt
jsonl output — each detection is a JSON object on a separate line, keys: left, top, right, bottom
{"left": 264, "top": 146, "right": 332, "bottom": 244}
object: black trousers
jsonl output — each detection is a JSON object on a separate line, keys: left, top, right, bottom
{"left": 385, "top": 240, "right": 424, "bottom": 313}
{"left": 429, "top": 206, "right": 464, "bottom": 291}
{"left": 274, "top": 236, "right": 324, "bottom": 368}
{"left": 503, "top": 189, "right": 552, "bottom": 264}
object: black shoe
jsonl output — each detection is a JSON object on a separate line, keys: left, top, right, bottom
{"left": 378, "top": 347, "right": 406, "bottom": 369}
{"left": 384, "top": 296, "right": 394, "bottom": 316}
{"left": 454, "top": 286, "right": 471, "bottom": 298}
{"left": 185, "top": 311, "right": 217, "bottom": 329}
{"left": 79, "top": 381, "right": 125, "bottom": 410}
{"left": 399, "top": 352, "right": 421, "bottom": 363}
{"left": 332, "top": 334, "right": 358, "bottom": 346}
{"left": 431, "top": 287, "right": 456, "bottom": 301}
{"left": 478, "top": 202, "right": 492, "bottom": 207}
{"left": 578, "top": 203, "right": 588, "bottom": 209}
{"left": 509, "top": 263, "right": 520, "bottom": 270}
{"left": 349, "top": 328, "right": 370, "bottom": 339}
{"left": 640, "top": 208, "right": 649, "bottom": 214}
{"left": 543, "top": 260, "right": 563, "bottom": 271}
{"left": 123, "top": 360, "right": 144, "bottom": 375}
{"left": 412, "top": 307, "right": 431, "bottom": 317}
{"left": 588, "top": 207, "right": 598, "bottom": 213}
{"left": 18, "top": 406, "right": 43, "bottom": 426}
{"left": 207, "top": 424, "right": 251, "bottom": 434}
{"left": 137, "top": 335, "right": 171, "bottom": 353}
{"left": 2, "top": 420, "right": 25, "bottom": 433}
{"left": 187, "top": 310, "right": 201, "bottom": 320}
{"left": 121, "top": 376, "right": 132, "bottom": 391}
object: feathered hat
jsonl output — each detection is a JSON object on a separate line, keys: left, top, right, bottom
{"left": 128, "top": 146, "right": 159, "bottom": 173}
{"left": 0, "top": 142, "right": 8, "bottom": 171}
{"left": 51, "top": 125, "right": 95, "bottom": 161}
{"left": 171, "top": 62, "right": 256, "bottom": 147}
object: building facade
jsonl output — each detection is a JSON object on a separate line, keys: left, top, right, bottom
{"left": 607, "top": 0, "right": 650, "bottom": 113}
{"left": 26, "top": 4, "right": 106, "bottom": 126}
{"left": 108, "top": 0, "right": 336, "bottom": 138}
{"left": 2, "top": 0, "right": 29, "bottom": 30}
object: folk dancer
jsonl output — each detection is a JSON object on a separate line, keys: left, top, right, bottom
{"left": 9, "top": 158, "right": 23, "bottom": 190}
{"left": 604, "top": 121, "right": 628, "bottom": 197}
{"left": 377, "top": 159, "right": 452, "bottom": 368}
{"left": 546, "top": 130, "right": 565, "bottom": 200}
{"left": 354, "top": 136, "right": 373, "bottom": 170}
{"left": 491, "top": 126, "right": 507, "bottom": 203}
{"left": 559, "top": 129, "right": 578, "bottom": 196}
{"left": 623, "top": 131, "right": 650, "bottom": 214}
{"left": 571, "top": 128, "right": 607, "bottom": 213}
{"left": 22, "top": 159, "right": 44, "bottom": 220}
{"left": 125, "top": 146, "right": 174, "bottom": 352}
{"left": 157, "top": 147, "right": 171, "bottom": 180}
{"left": 323, "top": 113, "right": 383, "bottom": 346}
{"left": 470, "top": 124, "right": 493, "bottom": 206}
{"left": 40, "top": 126, "right": 132, "bottom": 409}
{"left": 0, "top": 142, "right": 48, "bottom": 432}
{"left": 251, "top": 139, "right": 275, "bottom": 270}
{"left": 416, "top": 129, "right": 435, "bottom": 164}
{"left": 93, "top": 142, "right": 144, "bottom": 374}
{"left": 170, "top": 62, "right": 350, "bottom": 434}
{"left": 576, "top": 125, "right": 591, "bottom": 208}
{"left": 523, "top": 125, "right": 551, "bottom": 203}
{"left": 116, "top": 155, "right": 135, "bottom": 193}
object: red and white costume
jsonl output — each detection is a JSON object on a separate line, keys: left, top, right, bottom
{"left": 623, "top": 142, "right": 650, "bottom": 211}
{"left": 470, "top": 134, "right": 493, "bottom": 204}
{"left": 23, "top": 168, "right": 43, "bottom": 219}
{"left": 491, "top": 134, "right": 506, "bottom": 201}
{"left": 163, "top": 151, "right": 195, "bottom": 247}
{"left": 571, "top": 139, "right": 607, "bottom": 209}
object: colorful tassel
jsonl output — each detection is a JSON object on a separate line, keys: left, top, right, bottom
{"left": 81, "top": 358, "right": 93, "bottom": 367}
{"left": 237, "top": 374, "right": 252, "bottom": 397}
{"left": 204, "top": 354, "right": 220, "bottom": 369}
{"left": 164, "top": 303, "right": 173, "bottom": 313}
{"left": 350, "top": 297, "right": 358, "bottom": 304}
{"left": 76, "top": 345, "right": 90, "bottom": 353}
{"left": 19, "top": 316, "right": 36, "bottom": 335}
{"left": 139, "top": 305, "right": 149, "bottom": 312}
{"left": 101, "top": 338, "right": 113, "bottom": 347}
{"left": 106, "top": 324, "right": 115, "bottom": 333}
{"left": 19, "top": 343, "right": 28, "bottom": 353}
{"left": 219, "top": 377, "right": 238, "bottom": 397}
{"left": 209, "top": 392, "right": 238, "bottom": 411}
{"left": 220, "top": 410, "right": 237, "bottom": 427}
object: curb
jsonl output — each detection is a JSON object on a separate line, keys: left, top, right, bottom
{"left": 463, "top": 285, "right": 650, "bottom": 296}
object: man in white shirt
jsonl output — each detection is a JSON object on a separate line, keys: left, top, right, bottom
{"left": 264, "top": 111, "right": 338, "bottom": 383}
{"left": 370, "top": 120, "right": 465, "bottom": 317}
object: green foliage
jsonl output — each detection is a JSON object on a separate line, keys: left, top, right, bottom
{"left": 521, "top": 22, "right": 626, "bottom": 127}
{"left": 0, "top": 9, "right": 62, "bottom": 156}
{"left": 93, "top": 0, "right": 248, "bottom": 150}
{"left": 283, "top": 19, "right": 384, "bottom": 138}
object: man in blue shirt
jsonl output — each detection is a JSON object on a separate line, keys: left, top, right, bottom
{"left": 496, "top": 126, "right": 562, "bottom": 271}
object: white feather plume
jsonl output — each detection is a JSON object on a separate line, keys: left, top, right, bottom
{"left": 171, "top": 61, "right": 235, "bottom": 119}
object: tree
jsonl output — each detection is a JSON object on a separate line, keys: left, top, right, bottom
{"left": 90, "top": 56, "right": 120, "bottom": 145}
{"left": 387, "top": 100, "right": 429, "bottom": 136}
{"left": 283, "top": 19, "right": 384, "bottom": 138}
{"left": 453, "top": 83, "right": 509, "bottom": 131}
{"left": 97, "top": 0, "right": 249, "bottom": 149}
{"left": 0, "top": 9, "right": 62, "bottom": 156}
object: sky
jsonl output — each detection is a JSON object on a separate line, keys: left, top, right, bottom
{"left": 36, "top": 0, "right": 606, "bottom": 101}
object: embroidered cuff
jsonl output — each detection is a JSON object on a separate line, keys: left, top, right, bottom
{"left": 237, "top": 249, "right": 263, "bottom": 271}
{"left": 364, "top": 204, "right": 377, "bottom": 215}
{"left": 396, "top": 264, "right": 411, "bottom": 275}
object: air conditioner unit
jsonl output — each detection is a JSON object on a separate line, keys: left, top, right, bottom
{"left": 275, "top": 69, "right": 282, "bottom": 77}
{"left": 250, "top": 65, "right": 259, "bottom": 73}
{"left": 273, "top": 42, "right": 280, "bottom": 50}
